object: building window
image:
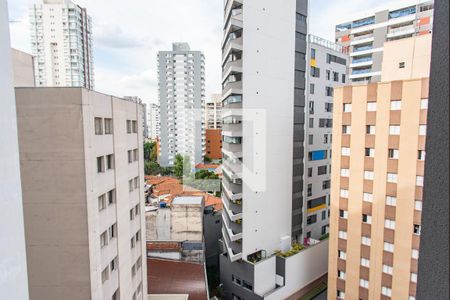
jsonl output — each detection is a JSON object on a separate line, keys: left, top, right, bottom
{"left": 365, "top": 148, "right": 375, "bottom": 157}
{"left": 414, "top": 224, "right": 421, "bottom": 235}
{"left": 382, "top": 286, "right": 392, "bottom": 297}
{"left": 343, "top": 103, "right": 351, "bottom": 112}
{"left": 311, "top": 48, "right": 316, "bottom": 59}
{"left": 387, "top": 173, "right": 398, "bottom": 183}
{"left": 364, "top": 171, "right": 374, "bottom": 180}
{"left": 97, "top": 156, "right": 105, "bottom": 173}
{"left": 307, "top": 184, "right": 312, "bottom": 196}
{"left": 326, "top": 86, "right": 334, "bottom": 97}
{"left": 107, "top": 189, "right": 115, "bottom": 205}
{"left": 339, "top": 209, "right": 348, "bottom": 219}
{"left": 324, "top": 134, "right": 329, "bottom": 144}
{"left": 318, "top": 165, "right": 327, "bottom": 175}
{"left": 326, "top": 70, "right": 331, "bottom": 80}
{"left": 411, "top": 272, "right": 418, "bottom": 283}
{"left": 360, "top": 279, "right": 369, "bottom": 289}
{"left": 399, "top": 62, "right": 405, "bottom": 68}
{"left": 100, "top": 231, "right": 108, "bottom": 248}
{"left": 133, "top": 149, "right": 139, "bottom": 161}
{"left": 361, "top": 258, "right": 370, "bottom": 267}
{"left": 308, "top": 167, "right": 313, "bottom": 177}
{"left": 386, "top": 196, "right": 397, "bottom": 206}
{"left": 419, "top": 125, "right": 427, "bottom": 135}
{"left": 412, "top": 249, "right": 419, "bottom": 259}
{"left": 337, "top": 290, "right": 345, "bottom": 299}
{"left": 129, "top": 179, "right": 134, "bottom": 192}
{"left": 342, "top": 125, "right": 351, "bottom": 134}
{"left": 110, "top": 257, "right": 118, "bottom": 272}
{"left": 391, "top": 100, "right": 402, "bottom": 110}
{"left": 342, "top": 74, "right": 346, "bottom": 83}
{"left": 385, "top": 219, "right": 396, "bottom": 230}
{"left": 310, "top": 83, "right": 315, "bottom": 94}
{"left": 420, "top": 98, "right": 428, "bottom": 109}
{"left": 309, "top": 118, "right": 314, "bottom": 128}
{"left": 128, "top": 150, "right": 133, "bottom": 163}
{"left": 308, "top": 134, "right": 314, "bottom": 145}
{"left": 325, "top": 102, "right": 333, "bottom": 112}
{"left": 106, "top": 154, "right": 114, "bottom": 170}
{"left": 322, "top": 180, "right": 331, "bottom": 190}
{"left": 340, "top": 168, "right": 349, "bottom": 177}
{"left": 340, "top": 189, "right": 349, "bottom": 198}
{"left": 366, "top": 125, "right": 375, "bottom": 134}
{"left": 310, "top": 66, "right": 320, "bottom": 78}
{"left": 101, "top": 266, "right": 109, "bottom": 283}
{"left": 98, "top": 194, "right": 106, "bottom": 211}
{"left": 388, "top": 149, "right": 399, "bottom": 159}
{"left": 127, "top": 120, "right": 132, "bottom": 133}
{"left": 109, "top": 223, "right": 117, "bottom": 240}
{"left": 384, "top": 242, "right": 394, "bottom": 252}
{"left": 95, "top": 117, "right": 103, "bottom": 135}
{"left": 367, "top": 102, "right": 376, "bottom": 111}
{"left": 307, "top": 214, "right": 317, "bottom": 225}
{"left": 338, "top": 270, "right": 346, "bottom": 280}
{"left": 338, "top": 230, "right": 347, "bottom": 240}
{"left": 132, "top": 120, "right": 138, "bottom": 133}
{"left": 362, "top": 214, "right": 372, "bottom": 224}
{"left": 104, "top": 118, "right": 113, "bottom": 134}
{"left": 389, "top": 125, "right": 401, "bottom": 135}
{"left": 418, "top": 150, "right": 426, "bottom": 161}
{"left": 341, "top": 147, "right": 350, "bottom": 156}
{"left": 131, "top": 237, "right": 136, "bottom": 249}
{"left": 383, "top": 264, "right": 393, "bottom": 275}
{"left": 415, "top": 200, "right": 422, "bottom": 211}
{"left": 363, "top": 192, "right": 373, "bottom": 202}
{"left": 416, "top": 176, "right": 424, "bottom": 186}
{"left": 338, "top": 250, "right": 346, "bottom": 260}
{"left": 362, "top": 236, "right": 371, "bottom": 246}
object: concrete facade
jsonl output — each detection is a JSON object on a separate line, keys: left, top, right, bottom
{"left": 335, "top": 0, "right": 434, "bottom": 83}
{"left": 16, "top": 87, "right": 147, "bottom": 300}
{"left": 12, "top": 48, "right": 35, "bottom": 87}
{"left": 147, "top": 103, "right": 161, "bottom": 140}
{"left": 206, "top": 128, "right": 222, "bottom": 160}
{"left": 0, "top": 1, "right": 30, "bottom": 298}
{"left": 205, "top": 93, "right": 223, "bottom": 129}
{"left": 328, "top": 78, "right": 429, "bottom": 300}
{"left": 157, "top": 43, "right": 205, "bottom": 167}
{"left": 303, "top": 35, "right": 349, "bottom": 240}
{"left": 29, "top": 0, "right": 94, "bottom": 88}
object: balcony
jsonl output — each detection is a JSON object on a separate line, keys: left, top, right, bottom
{"left": 222, "top": 179, "right": 242, "bottom": 201}
{"left": 222, "top": 163, "right": 242, "bottom": 183}
{"left": 222, "top": 192, "right": 242, "bottom": 222}
{"left": 350, "top": 34, "right": 374, "bottom": 46}
{"left": 223, "top": 80, "right": 243, "bottom": 98}
{"left": 350, "top": 56, "right": 373, "bottom": 68}
{"left": 222, "top": 59, "right": 243, "bottom": 80}
{"left": 386, "top": 25, "right": 415, "bottom": 38}
{"left": 224, "top": 0, "right": 243, "bottom": 22}
{"left": 222, "top": 208, "right": 243, "bottom": 241}
{"left": 222, "top": 36, "right": 243, "bottom": 64}
{"left": 224, "top": 8, "right": 243, "bottom": 38}
{"left": 221, "top": 227, "right": 242, "bottom": 262}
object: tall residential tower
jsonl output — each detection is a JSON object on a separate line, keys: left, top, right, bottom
{"left": 220, "top": 1, "right": 328, "bottom": 299}
{"left": 157, "top": 43, "right": 205, "bottom": 167}
{"left": 29, "top": 0, "right": 94, "bottom": 88}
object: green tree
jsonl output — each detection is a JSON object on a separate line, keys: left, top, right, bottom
{"left": 195, "top": 169, "right": 218, "bottom": 179}
{"left": 204, "top": 155, "right": 212, "bottom": 163}
{"left": 173, "top": 154, "right": 184, "bottom": 178}
{"left": 143, "top": 141, "right": 155, "bottom": 161}
{"left": 150, "top": 144, "right": 157, "bottom": 161}
{"left": 144, "top": 161, "right": 160, "bottom": 175}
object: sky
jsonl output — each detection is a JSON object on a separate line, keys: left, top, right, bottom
{"left": 8, "top": 0, "right": 403, "bottom": 106}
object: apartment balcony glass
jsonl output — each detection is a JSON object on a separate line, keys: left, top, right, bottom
{"left": 222, "top": 94, "right": 242, "bottom": 107}
{"left": 352, "top": 17, "right": 375, "bottom": 28}
{"left": 352, "top": 68, "right": 372, "bottom": 75}
{"left": 352, "top": 56, "right": 373, "bottom": 64}
{"left": 353, "top": 44, "right": 373, "bottom": 52}
{"left": 389, "top": 6, "right": 416, "bottom": 19}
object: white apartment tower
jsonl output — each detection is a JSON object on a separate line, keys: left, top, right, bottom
{"left": 219, "top": 1, "right": 328, "bottom": 299}
{"left": 206, "top": 93, "right": 223, "bottom": 129}
{"left": 16, "top": 88, "right": 147, "bottom": 300}
{"left": 0, "top": 1, "right": 29, "bottom": 298}
{"left": 303, "top": 35, "right": 349, "bottom": 240}
{"left": 29, "top": 0, "right": 94, "bottom": 88}
{"left": 147, "top": 103, "right": 161, "bottom": 140}
{"left": 157, "top": 42, "right": 205, "bottom": 167}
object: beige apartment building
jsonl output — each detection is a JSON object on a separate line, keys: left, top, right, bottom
{"left": 16, "top": 87, "right": 147, "bottom": 300}
{"left": 328, "top": 35, "right": 431, "bottom": 300}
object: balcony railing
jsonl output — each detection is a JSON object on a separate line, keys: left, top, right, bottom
{"left": 352, "top": 56, "right": 372, "bottom": 64}
{"left": 352, "top": 68, "right": 372, "bottom": 75}
{"left": 353, "top": 45, "right": 373, "bottom": 52}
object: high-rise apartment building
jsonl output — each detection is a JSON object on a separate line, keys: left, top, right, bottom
{"left": 335, "top": 0, "right": 433, "bottom": 83}
{"left": 147, "top": 103, "right": 161, "bottom": 140}
{"left": 16, "top": 87, "right": 147, "bottom": 300}
{"left": 124, "top": 96, "right": 149, "bottom": 138}
{"left": 29, "top": 0, "right": 94, "bottom": 88}
{"left": 304, "top": 35, "right": 348, "bottom": 240}
{"left": 157, "top": 42, "right": 205, "bottom": 167}
{"left": 220, "top": 1, "right": 328, "bottom": 299}
{"left": 206, "top": 93, "right": 223, "bottom": 129}
{"left": 327, "top": 34, "right": 432, "bottom": 300}
{"left": 0, "top": 1, "right": 30, "bottom": 298}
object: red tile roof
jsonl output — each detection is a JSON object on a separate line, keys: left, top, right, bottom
{"left": 147, "top": 241, "right": 182, "bottom": 251}
{"left": 195, "top": 163, "right": 220, "bottom": 170}
{"left": 147, "top": 258, "right": 207, "bottom": 300}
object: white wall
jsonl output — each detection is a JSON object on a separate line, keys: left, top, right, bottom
{"left": 265, "top": 240, "right": 329, "bottom": 300}
{"left": 242, "top": 0, "right": 296, "bottom": 258}
{"left": 0, "top": 1, "right": 30, "bottom": 298}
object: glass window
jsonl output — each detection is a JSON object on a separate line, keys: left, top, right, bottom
{"left": 367, "top": 102, "right": 376, "bottom": 111}
{"left": 420, "top": 98, "right": 428, "bottom": 109}
{"left": 95, "top": 117, "right": 103, "bottom": 135}
{"left": 391, "top": 100, "right": 402, "bottom": 110}
{"left": 343, "top": 103, "right": 352, "bottom": 112}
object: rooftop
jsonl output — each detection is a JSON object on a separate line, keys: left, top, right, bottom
{"left": 147, "top": 258, "right": 208, "bottom": 300}
{"left": 172, "top": 196, "right": 203, "bottom": 206}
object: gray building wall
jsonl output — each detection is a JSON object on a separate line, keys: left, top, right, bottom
{"left": 204, "top": 208, "right": 223, "bottom": 267}
{"left": 416, "top": 0, "right": 449, "bottom": 298}
{"left": 157, "top": 43, "right": 205, "bottom": 167}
